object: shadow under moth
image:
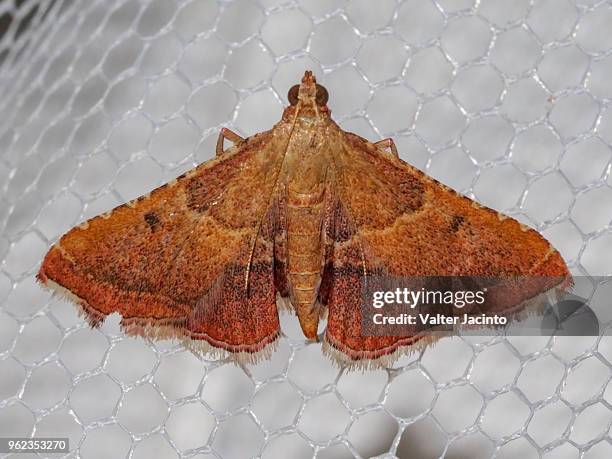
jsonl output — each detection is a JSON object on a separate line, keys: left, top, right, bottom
{"left": 38, "top": 72, "right": 570, "bottom": 369}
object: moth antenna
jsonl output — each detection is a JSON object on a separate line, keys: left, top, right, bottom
{"left": 246, "top": 113, "right": 299, "bottom": 297}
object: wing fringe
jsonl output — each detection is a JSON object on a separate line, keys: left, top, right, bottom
{"left": 37, "top": 273, "right": 280, "bottom": 366}
{"left": 323, "top": 282, "right": 569, "bottom": 370}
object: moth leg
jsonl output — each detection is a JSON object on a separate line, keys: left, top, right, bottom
{"left": 374, "top": 138, "right": 398, "bottom": 158}
{"left": 216, "top": 128, "right": 244, "bottom": 156}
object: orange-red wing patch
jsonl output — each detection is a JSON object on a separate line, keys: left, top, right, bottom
{"left": 38, "top": 130, "right": 288, "bottom": 359}
{"left": 322, "top": 132, "right": 570, "bottom": 366}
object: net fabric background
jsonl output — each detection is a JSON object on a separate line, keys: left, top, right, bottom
{"left": 1, "top": 0, "right": 612, "bottom": 457}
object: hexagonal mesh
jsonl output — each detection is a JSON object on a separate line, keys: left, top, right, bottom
{"left": 1, "top": 0, "right": 611, "bottom": 458}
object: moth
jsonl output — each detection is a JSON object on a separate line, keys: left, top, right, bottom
{"left": 38, "top": 72, "right": 570, "bottom": 368}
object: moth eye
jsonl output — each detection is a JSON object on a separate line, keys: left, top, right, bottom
{"left": 288, "top": 84, "right": 329, "bottom": 106}
{"left": 288, "top": 85, "right": 300, "bottom": 105}
{"left": 316, "top": 84, "right": 329, "bottom": 106}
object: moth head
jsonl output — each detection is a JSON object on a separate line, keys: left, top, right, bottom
{"left": 287, "top": 71, "right": 329, "bottom": 108}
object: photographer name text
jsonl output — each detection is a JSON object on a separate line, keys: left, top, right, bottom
{"left": 370, "top": 287, "right": 507, "bottom": 326}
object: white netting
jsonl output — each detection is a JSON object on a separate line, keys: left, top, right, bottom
{"left": 1, "top": 0, "right": 612, "bottom": 457}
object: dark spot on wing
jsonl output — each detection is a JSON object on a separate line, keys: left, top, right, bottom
{"left": 450, "top": 215, "right": 464, "bottom": 233}
{"left": 397, "top": 174, "right": 425, "bottom": 213}
{"left": 144, "top": 212, "right": 160, "bottom": 232}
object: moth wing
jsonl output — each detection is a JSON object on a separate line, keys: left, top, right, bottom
{"left": 39, "top": 130, "right": 287, "bottom": 361}
{"left": 322, "top": 132, "right": 570, "bottom": 367}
